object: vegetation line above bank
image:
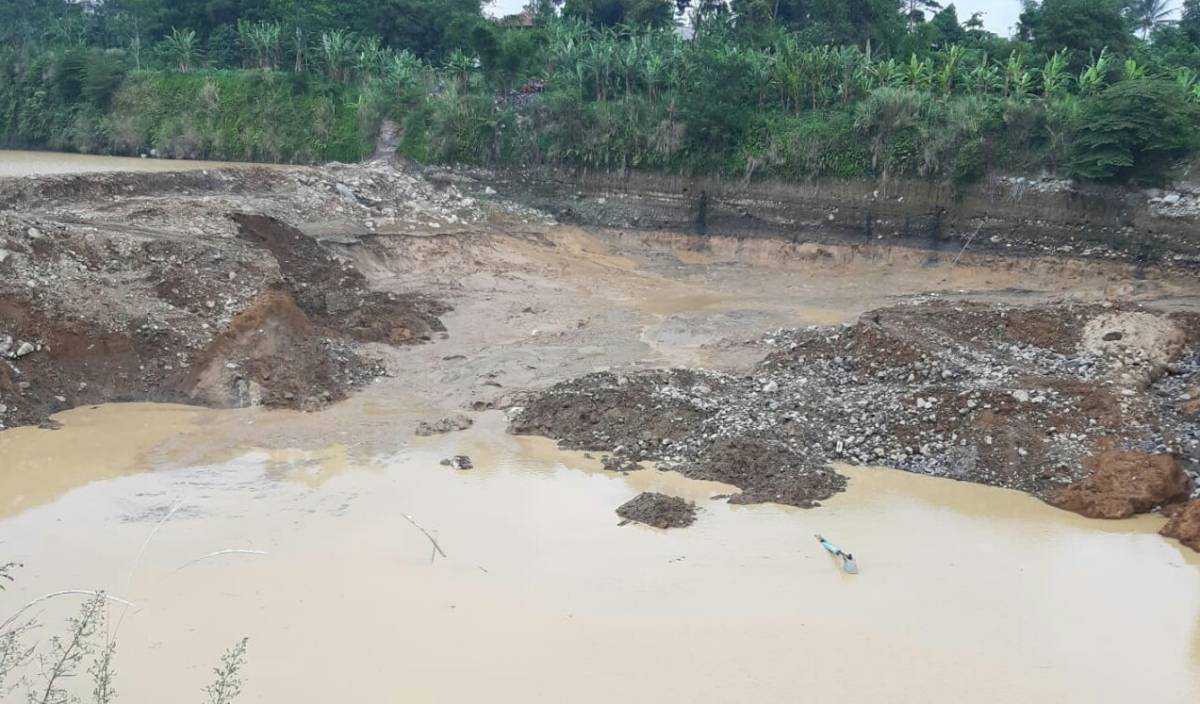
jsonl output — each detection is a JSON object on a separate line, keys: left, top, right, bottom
{"left": 3, "top": 1, "right": 1200, "bottom": 185}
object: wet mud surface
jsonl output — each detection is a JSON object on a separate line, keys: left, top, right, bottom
{"left": 1, "top": 407, "right": 1198, "bottom": 703}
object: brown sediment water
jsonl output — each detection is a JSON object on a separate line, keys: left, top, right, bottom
{"left": 2, "top": 405, "right": 1198, "bottom": 703}
{"left": 0, "top": 404, "right": 213, "bottom": 519}
{"left": 0, "top": 149, "right": 278, "bottom": 177}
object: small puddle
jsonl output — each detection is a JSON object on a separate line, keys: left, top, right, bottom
{"left": 1, "top": 405, "right": 1198, "bottom": 703}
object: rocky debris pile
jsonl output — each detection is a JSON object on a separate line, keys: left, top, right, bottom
{"left": 1146, "top": 183, "right": 1200, "bottom": 220}
{"left": 616, "top": 492, "right": 697, "bottom": 529}
{"left": 510, "top": 301, "right": 1199, "bottom": 520}
{"left": 416, "top": 415, "right": 474, "bottom": 436}
{"left": 0, "top": 160, "right": 550, "bottom": 239}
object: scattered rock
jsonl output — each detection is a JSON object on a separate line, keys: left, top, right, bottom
{"left": 1050, "top": 451, "right": 1193, "bottom": 519}
{"left": 601, "top": 454, "right": 641, "bottom": 472}
{"left": 415, "top": 415, "right": 474, "bottom": 436}
{"left": 616, "top": 492, "right": 696, "bottom": 529}
{"left": 440, "top": 455, "right": 474, "bottom": 470}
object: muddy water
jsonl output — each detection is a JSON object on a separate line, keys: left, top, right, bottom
{"left": 2, "top": 405, "right": 1198, "bottom": 703}
{"left": 0, "top": 149, "right": 273, "bottom": 177}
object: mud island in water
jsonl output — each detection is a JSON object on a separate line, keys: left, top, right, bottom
{"left": 3, "top": 152, "right": 1200, "bottom": 702}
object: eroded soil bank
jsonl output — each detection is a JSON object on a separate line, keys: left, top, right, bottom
{"left": 481, "top": 167, "right": 1200, "bottom": 264}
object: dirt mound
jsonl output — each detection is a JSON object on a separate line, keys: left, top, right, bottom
{"left": 185, "top": 290, "right": 384, "bottom": 410}
{"left": 416, "top": 415, "right": 474, "bottom": 436}
{"left": 510, "top": 301, "right": 1199, "bottom": 520}
{"left": 1049, "top": 451, "right": 1192, "bottom": 519}
{"left": 509, "top": 369, "right": 844, "bottom": 507}
{"left": 1161, "top": 500, "right": 1200, "bottom": 551}
{"left": 616, "top": 492, "right": 696, "bottom": 528}
{"left": 231, "top": 214, "right": 448, "bottom": 343}
{"left": 509, "top": 370, "right": 724, "bottom": 449}
{"left": 699, "top": 437, "right": 845, "bottom": 507}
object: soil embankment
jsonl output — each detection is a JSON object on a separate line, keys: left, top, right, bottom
{"left": 480, "top": 168, "right": 1200, "bottom": 265}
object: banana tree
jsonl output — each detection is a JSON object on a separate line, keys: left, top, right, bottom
{"left": 162, "top": 28, "right": 199, "bottom": 73}
{"left": 1003, "top": 52, "right": 1032, "bottom": 99}
{"left": 904, "top": 53, "right": 932, "bottom": 92}
{"left": 1040, "top": 49, "right": 1071, "bottom": 99}
{"left": 357, "top": 36, "right": 388, "bottom": 81}
{"left": 321, "top": 30, "right": 357, "bottom": 82}
{"left": 1175, "top": 67, "right": 1200, "bottom": 103}
{"left": 237, "top": 20, "right": 281, "bottom": 70}
{"left": 1078, "top": 49, "right": 1112, "bottom": 96}
{"left": 1122, "top": 58, "right": 1146, "bottom": 81}
{"left": 966, "top": 55, "right": 1002, "bottom": 95}
{"left": 935, "top": 45, "right": 964, "bottom": 95}
{"left": 870, "top": 58, "right": 905, "bottom": 91}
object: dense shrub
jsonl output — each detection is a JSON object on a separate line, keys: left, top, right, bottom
{"left": 1068, "top": 79, "right": 1199, "bottom": 183}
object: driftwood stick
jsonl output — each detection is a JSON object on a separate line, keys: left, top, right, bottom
{"left": 952, "top": 224, "right": 983, "bottom": 267}
{"left": 402, "top": 514, "right": 447, "bottom": 562}
{"left": 174, "top": 549, "right": 269, "bottom": 573}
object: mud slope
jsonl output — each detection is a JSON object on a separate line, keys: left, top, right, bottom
{"left": 0, "top": 162, "right": 513, "bottom": 429}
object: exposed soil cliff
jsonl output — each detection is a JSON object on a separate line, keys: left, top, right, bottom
{"left": 478, "top": 168, "right": 1200, "bottom": 266}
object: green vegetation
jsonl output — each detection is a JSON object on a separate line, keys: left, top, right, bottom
{"left": 3, "top": 0, "right": 1200, "bottom": 184}
{"left": 0, "top": 588, "right": 248, "bottom": 704}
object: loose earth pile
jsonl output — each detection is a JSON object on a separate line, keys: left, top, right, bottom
{"left": 510, "top": 301, "right": 1200, "bottom": 533}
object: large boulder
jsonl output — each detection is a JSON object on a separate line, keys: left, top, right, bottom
{"left": 1050, "top": 451, "right": 1192, "bottom": 519}
{"left": 1080, "top": 312, "right": 1186, "bottom": 389}
{"left": 1161, "top": 500, "right": 1200, "bottom": 552}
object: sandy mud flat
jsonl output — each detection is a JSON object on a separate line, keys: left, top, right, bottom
{"left": 2, "top": 153, "right": 1200, "bottom": 701}
{"left": 1, "top": 406, "right": 1198, "bottom": 703}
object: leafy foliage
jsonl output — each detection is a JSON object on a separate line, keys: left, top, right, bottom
{"left": 1068, "top": 79, "right": 1199, "bottom": 183}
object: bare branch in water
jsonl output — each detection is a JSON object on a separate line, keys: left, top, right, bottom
{"left": 115, "top": 498, "right": 185, "bottom": 637}
{"left": 174, "top": 549, "right": 269, "bottom": 572}
{"left": 402, "top": 514, "right": 447, "bottom": 562}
